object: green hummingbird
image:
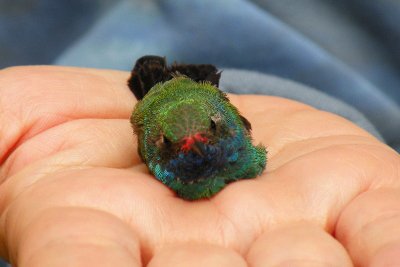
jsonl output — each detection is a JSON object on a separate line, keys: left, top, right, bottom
{"left": 128, "top": 56, "right": 266, "bottom": 200}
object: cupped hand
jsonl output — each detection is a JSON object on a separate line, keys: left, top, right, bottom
{"left": 0, "top": 66, "right": 399, "bottom": 267}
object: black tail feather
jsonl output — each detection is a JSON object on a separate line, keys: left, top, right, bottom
{"left": 128, "top": 55, "right": 221, "bottom": 100}
{"left": 128, "top": 55, "right": 170, "bottom": 100}
{"left": 170, "top": 63, "right": 221, "bottom": 87}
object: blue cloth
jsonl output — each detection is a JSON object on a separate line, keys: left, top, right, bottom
{"left": 1, "top": 0, "right": 399, "bottom": 148}
{"left": 54, "top": 0, "right": 400, "bottom": 151}
{"left": 1, "top": 2, "right": 400, "bottom": 264}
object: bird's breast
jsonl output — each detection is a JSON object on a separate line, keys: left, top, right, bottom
{"left": 164, "top": 140, "right": 239, "bottom": 183}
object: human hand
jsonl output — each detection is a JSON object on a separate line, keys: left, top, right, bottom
{"left": 0, "top": 66, "right": 399, "bottom": 267}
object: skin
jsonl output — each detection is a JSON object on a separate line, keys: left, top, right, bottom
{"left": 0, "top": 66, "right": 399, "bottom": 267}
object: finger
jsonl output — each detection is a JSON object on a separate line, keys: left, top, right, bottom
{"left": 217, "top": 140, "right": 400, "bottom": 239}
{"left": 336, "top": 188, "right": 400, "bottom": 266}
{"left": 232, "top": 95, "right": 378, "bottom": 160}
{"left": 246, "top": 223, "right": 352, "bottom": 267}
{"left": 0, "top": 66, "right": 134, "bottom": 163}
{"left": 1, "top": 118, "right": 139, "bottom": 179}
{"left": 148, "top": 243, "right": 246, "bottom": 267}
{"left": 0, "top": 119, "right": 140, "bottom": 214}
{"left": 6, "top": 207, "right": 141, "bottom": 267}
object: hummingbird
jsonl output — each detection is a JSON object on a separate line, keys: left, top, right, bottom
{"left": 128, "top": 55, "right": 266, "bottom": 200}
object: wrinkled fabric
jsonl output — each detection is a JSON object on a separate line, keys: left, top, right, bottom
{"left": 2, "top": 0, "right": 398, "bottom": 148}
{"left": 1, "top": 1, "right": 400, "bottom": 264}
{"left": 54, "top": 0, "right": 400, "bottom": 150}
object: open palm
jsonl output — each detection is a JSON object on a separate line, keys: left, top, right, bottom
{"left": 0, "top": 66, "right": 399, "bottom": 267}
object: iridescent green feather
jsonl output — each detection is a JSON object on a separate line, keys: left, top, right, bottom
{"left": 131, "top": 77, "right": 266, "bottom": 200}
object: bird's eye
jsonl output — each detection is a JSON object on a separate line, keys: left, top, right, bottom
{"left": 210, "top": 119, "right": 217, "bottom": 133}
{"left": 156, "top": 134, "right": 171, "bottom": 147}
{"left": 162, "top": 135, "right": 171, "bottom": 145}
{"left": 210, "top": 114, "right": 222, "bottom": 134}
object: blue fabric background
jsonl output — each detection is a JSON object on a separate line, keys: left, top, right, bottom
{"left": 1, "top": 0, "right": 399, "bottom": 147}
{"left": 1, "top": 1, "right": 400, "bottom": 265}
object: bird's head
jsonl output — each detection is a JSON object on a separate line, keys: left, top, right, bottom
{"left": 156, "top": 100, "right": 225, "bottom": 154}
{"left": 153, "top": 100, "right": 237, "bottom": 182}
